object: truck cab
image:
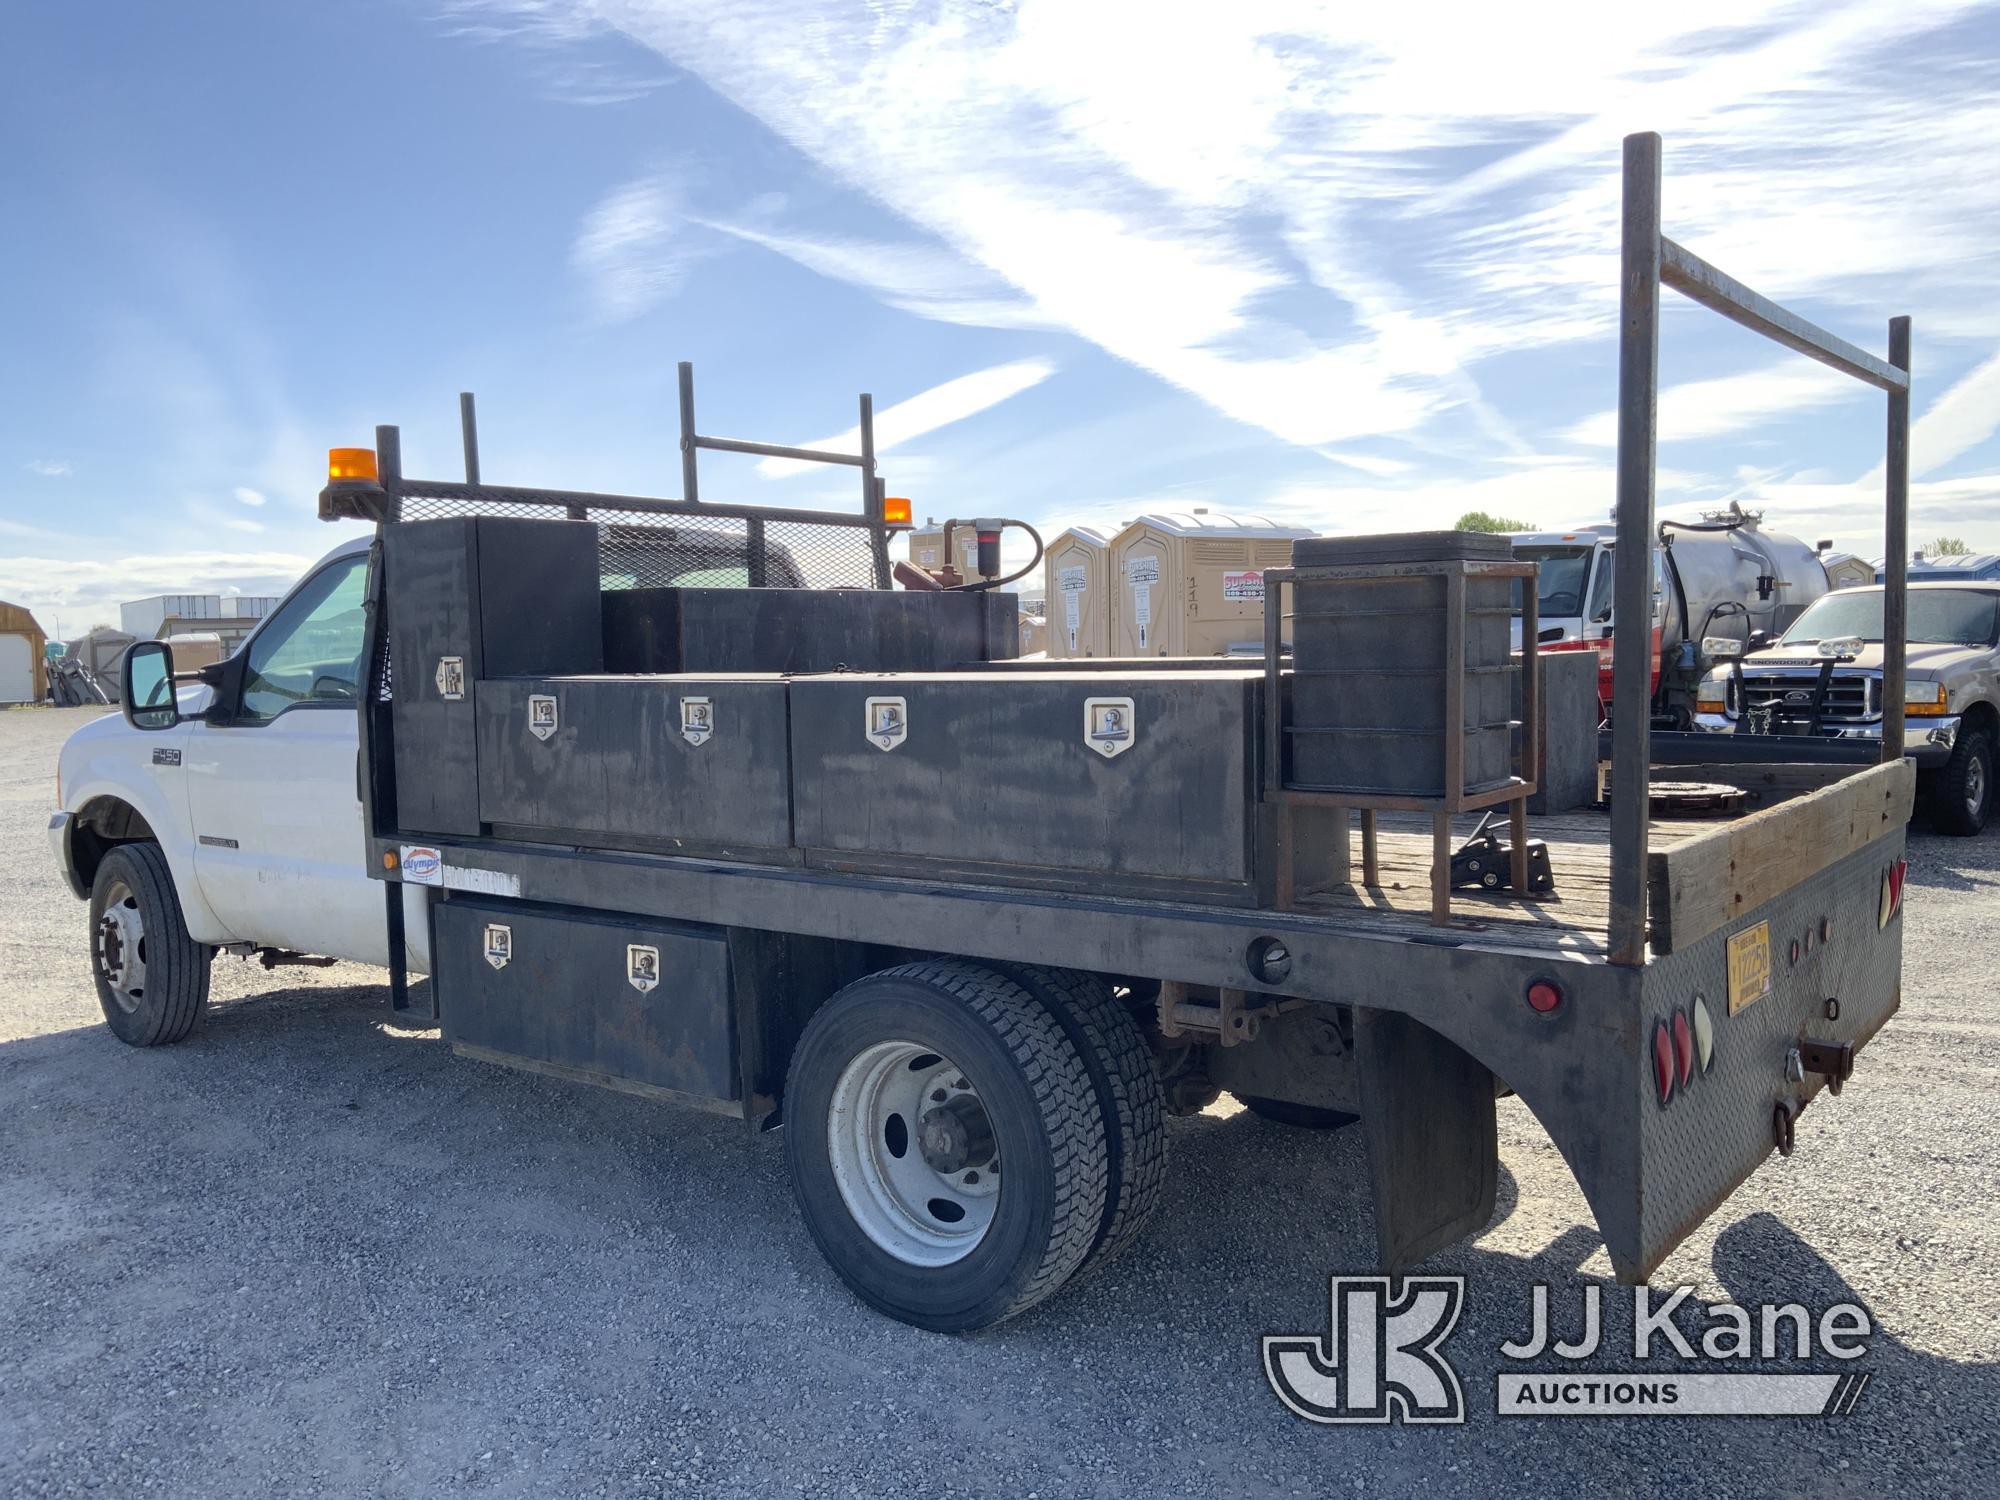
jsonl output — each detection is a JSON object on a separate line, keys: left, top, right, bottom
{"left": 47, "top": 535, "right": 431, "bottom": 977}
{"left": 1507, "top": 527, "right": 1663, "bottom": 711}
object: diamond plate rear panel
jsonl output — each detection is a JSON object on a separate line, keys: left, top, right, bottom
{"left": 1628, "top": 834, "right": 1906, "bottom": 1277}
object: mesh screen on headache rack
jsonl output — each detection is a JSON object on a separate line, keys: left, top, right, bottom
{"left": 391, "top": 492, "right": 882, "bottom": 592}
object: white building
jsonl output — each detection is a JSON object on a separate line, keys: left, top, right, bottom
{"left": 120, "top": 593, "right": 279, "bottom": 646}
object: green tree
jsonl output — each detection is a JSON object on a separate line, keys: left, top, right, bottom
{"left": 1928, "top": 536, "right": 1970, "bottom": 556}
{"left": 1455, "top": 510, "right": 1535, "bottom": 534}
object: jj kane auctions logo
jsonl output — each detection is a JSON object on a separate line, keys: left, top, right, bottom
{"left": 1265, "top": 1279, "right": 1874, "bottom": 1423}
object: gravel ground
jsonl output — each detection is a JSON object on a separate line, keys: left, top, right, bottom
{"left": 2, "top": 704, "right": 1994, "bottom": 1497}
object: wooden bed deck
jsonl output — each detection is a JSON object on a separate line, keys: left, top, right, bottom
{"left": 1291, "top": 808, "right": 1715, "bottom": 956}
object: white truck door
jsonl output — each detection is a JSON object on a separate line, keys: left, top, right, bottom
{"left": 183, "top": 553, "right": 396, "bottom": 965}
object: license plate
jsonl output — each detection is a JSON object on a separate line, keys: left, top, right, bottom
{"left": 1726, "top": 922, "right": 1772, "bottom": 1015}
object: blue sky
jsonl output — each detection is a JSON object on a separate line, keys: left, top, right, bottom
{"left": 5, "top": 0, "right": 2000, "bottom": 633}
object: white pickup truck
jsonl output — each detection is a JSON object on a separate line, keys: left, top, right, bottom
{"left": 48, "top": 537, "right": 429, "bottom": 1044}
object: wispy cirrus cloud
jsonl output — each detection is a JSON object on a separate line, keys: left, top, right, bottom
{"left": 496, "top": 0, "right": 1993, "bottom": 458}
{"left": 1563, "top": 361, "right": 1870, "bottom": 448}
{"left": 756, "top": 358, "right": 1058, "bottom": 477}
{"left": 26, "top": 458, "right": 71, "bottom": 477}
{"left": 570, "top": 172, "right": 712, "bottom": 321}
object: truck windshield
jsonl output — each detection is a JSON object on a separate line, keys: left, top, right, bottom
{"left": 1509, "top": 546, "right": 1595, "bottom": 618}
{"left": 1780, "top": 589, "right": 2000, "bottom": 647}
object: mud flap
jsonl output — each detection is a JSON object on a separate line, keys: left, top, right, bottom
{"left": 1353, "top": 1007, "right": 1498, "bottom": 1272}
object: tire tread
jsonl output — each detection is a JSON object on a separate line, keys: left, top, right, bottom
{"left": 92, "top": 842, "right": 208, "bottom": 1046}
{"left": 991, "top": 964, "right": 1167, "bottom": 1274}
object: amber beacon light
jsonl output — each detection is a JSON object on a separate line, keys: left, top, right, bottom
{"left": 328, "top": 447, "right": 380, "bottom": 484}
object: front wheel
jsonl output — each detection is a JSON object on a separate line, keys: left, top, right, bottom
{"left": 784, "top": 961, "right": 1108, "bottom": 1332}
{"left": 1929, "top": 727, "right": 1994, "bottom": 836}
{"left": 89, "top": 842, "right": 210, "bottom": 1046}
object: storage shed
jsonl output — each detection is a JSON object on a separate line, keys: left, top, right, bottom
{"left": 1109, "top": 512, "right": 1315, "bottom": 656}
{"left": 0, "top": 602, "right": 50, "bottom": 704}
{"left": 1044, "top": 524, "right": 1113, "bottom": 658}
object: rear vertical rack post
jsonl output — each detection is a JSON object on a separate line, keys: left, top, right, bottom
{"left": 1881, "top": 316, "right": 1911, "bottom": 764}
{"left": 1608, "top": 132, "right": 1662, "bottom": 968}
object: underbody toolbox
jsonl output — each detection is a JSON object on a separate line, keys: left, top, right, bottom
{"left": 434, "top": 895, "right": 739, "bottom": 1105}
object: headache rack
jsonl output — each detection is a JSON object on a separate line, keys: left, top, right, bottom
{"left": 318, "top": 360, "right": 895, "bottom": 594}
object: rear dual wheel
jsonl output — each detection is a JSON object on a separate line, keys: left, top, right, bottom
{"left": 784, "top": 960, "right": 1165, "bottom": 1331}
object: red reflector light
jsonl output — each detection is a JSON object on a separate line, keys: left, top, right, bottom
{"left": 1880, "top": 857, "right": 1908, "bottom": 929}
{"left": 1653, "top": 1022, "right": 1676, "bottom": 1105}
{"left": 1672, "top": 1010, "right": 1694, "bottom": 1087}
{"left": 1526, "top": 979, "right": 1563, "bottom": 1014}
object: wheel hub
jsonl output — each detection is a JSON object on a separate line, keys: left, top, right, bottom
{"left": 94, "top": 881, "right": 147, "bottom": 1013}
{"left": 826, "top": 1041, "right": 1001, "bottom": 1267}
{"left": 1968, "top": 756, "right": 1986, "bottom": 816}
{"left": 918, "top": 1096, "right": 995, "bottom": 1175}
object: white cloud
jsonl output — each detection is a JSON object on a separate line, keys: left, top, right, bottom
{"left": 757, "top": 358, "right": 1057, "bottom": 477}
{"left": 488, "top": 0, "right": 1990, "bottom": 457}
{"left": 700, "top": 218, "right": 1050, "bottom": 330}
{"left": 1563, "top": 361, "right": 1868, "bottom": 448}
{"left": 0, "top": 551, "right": 315, "bottom": 638}
{"left": 26, "top": 458, "right": 71, "bottom": 477}
{"left": 1903, "top": 348, "right": 2000, "bottom": 479}
{"left": 571, "top": 173, "right": 710, "bottom": 321}
{"left": 233, "top": 486, "right": 267, "bottom": 506}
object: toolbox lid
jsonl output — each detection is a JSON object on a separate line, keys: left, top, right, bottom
{"left": 1293, "top": 530, "right": 1512, "bottom": 566}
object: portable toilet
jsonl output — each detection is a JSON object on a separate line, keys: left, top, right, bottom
{"left": 1044, "top": 525, "right": 1113, "bottom": 658}
{"left": 1901, "top": 551, "right": 2000, "bottom": 582}
{"left": 1818, "top": 551, "right": 1876, "bottom": 589}
{"left": 162, "top": 631, "right": 226, "bottom": 671}
{"left": 1108, "top": 512, "right": 1315, "bottom": 656}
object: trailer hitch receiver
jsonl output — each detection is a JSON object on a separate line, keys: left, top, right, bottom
{"left": 1798, "top": 1037, "right": 1855, "bottom": 1096}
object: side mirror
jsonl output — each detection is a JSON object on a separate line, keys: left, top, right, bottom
{"left": 123, "top": 642, "right": 179, "bottom": 731}
{"left": 1745, "top": 630, "right": 1772, "bottom": 653}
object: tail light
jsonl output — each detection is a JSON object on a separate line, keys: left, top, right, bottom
{"left": 1652, "top": 1021, "right": 1676, "bottom": 1105}
{"left": 1671, "top": 1009, "right": 1695, "bottom": 1088}
{"left": 1878, "top": 858, "right": 1907, "bottom": 929}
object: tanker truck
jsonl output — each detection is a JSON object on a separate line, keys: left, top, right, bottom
{"left": 1509, "top": 503, "right": 1830, "bottom": 725}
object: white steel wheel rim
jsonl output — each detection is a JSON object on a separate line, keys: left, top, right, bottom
{"left": 826, "top": 1040, "right": 1000, "bottom": 1267}
{"left": 95, "top": 878, "right": 148, "bottom": 1014}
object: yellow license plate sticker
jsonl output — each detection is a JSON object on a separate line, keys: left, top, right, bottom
{"left": 1726, "top": 922, "right": 1773, "bottom": 1015}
